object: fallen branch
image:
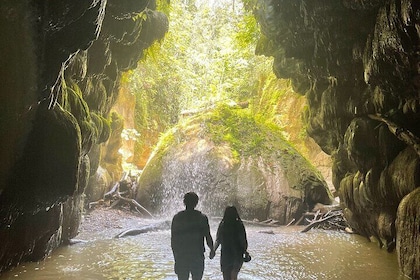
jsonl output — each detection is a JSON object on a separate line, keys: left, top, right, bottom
{"left": 104, "top": 182, "right": 119, "bottom": 198}
{"left": 89, "top": 174, "right": 154, "bottom": 218}
{"left": 301, "top": 212, "right": 342, "bottom": 233}
{"left": 292, "top": 212, "right": 317, "bottom": 226}
{"left": 212, "top": 217, "right": 280, "bottom": 227}
{"left": 88, "top": 199, "right": 105, "bottom": 209}
{"left": 115, "top": 220, "right": 171, "bottom": 238}
{"left": 115, "top": 192, "right": 154, "bottom": 218}
{"left": 286, "top": 218, "right": 295, "bottom": 227}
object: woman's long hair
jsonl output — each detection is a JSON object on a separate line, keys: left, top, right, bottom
{"left": 222, "top": 206, "right": 242, "bottom": 224}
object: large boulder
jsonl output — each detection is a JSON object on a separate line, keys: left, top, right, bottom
{"left": 136, "top": 105, "right": 333, "bottom": 222}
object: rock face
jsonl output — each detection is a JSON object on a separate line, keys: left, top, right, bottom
{"left": 254, "top": 0, "right": 420, "bottom": 277}
{"left": 0, "top": 0, "right": 168, "bottom": 272}
{"left": 136, "top": 105, "right": 333, "bottom": 222}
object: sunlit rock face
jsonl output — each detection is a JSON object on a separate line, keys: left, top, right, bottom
{"left": 0, "top": 0, "right": 168, "bottom": 272}
{"left": 136, "top": 106, "right": 333, "bottom": 222}
{"left": 254, "top": 0, "right": 420, "bottom": 277}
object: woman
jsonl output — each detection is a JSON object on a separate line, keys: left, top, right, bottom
{"left": 210, "top": 206, "right": 248, "bottom": 280}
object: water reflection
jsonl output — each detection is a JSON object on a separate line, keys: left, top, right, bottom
{"left": 0, "top": 223, "right": 406, "bottom": 280}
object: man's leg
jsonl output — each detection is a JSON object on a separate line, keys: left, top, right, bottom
{"left": 176, "top": 270, "right": 190, "bottom": 280}
{"left": 175, "top": 259, "right": 190, "bottom": 280}
{"left": 190, "top": 255, "right": 205, "bottom": 280}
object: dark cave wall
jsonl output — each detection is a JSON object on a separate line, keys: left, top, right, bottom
{"left": 0, "top": 0, "right": 168, "bottom": 272}
{"left": 254, "top": 0, "right": 420, "bottom": 277}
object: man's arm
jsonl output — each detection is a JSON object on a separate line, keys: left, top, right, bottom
{"left": 203, "top": 216, "right": 214, "bottom": 253}
{"left": 171, "top": 215, "right": 180, "bottom": 257}
{"left": 209, "top": 222, "right": 221, "bottom": 259}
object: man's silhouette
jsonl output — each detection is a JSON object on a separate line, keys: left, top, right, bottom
{"left": 171, "top": 192, "right": 214, "bottom": 280}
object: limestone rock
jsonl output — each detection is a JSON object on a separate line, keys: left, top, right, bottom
{"left": 136, "top": 105, "right": 333, "bottom": 222}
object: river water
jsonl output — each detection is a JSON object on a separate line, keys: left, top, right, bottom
{"left": 0, "top": 218, "right": 407, "bottom": 280}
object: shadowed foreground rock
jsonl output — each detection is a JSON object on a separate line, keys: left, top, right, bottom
{"left": 397, "top": 187, "right": 420, "bottom": 279}
{"left": 0, "top": 0, "right": 168, "bottom": 272}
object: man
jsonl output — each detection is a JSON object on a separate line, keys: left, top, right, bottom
{"left": 171, "top": 192, "right": 214, "bottom": 280}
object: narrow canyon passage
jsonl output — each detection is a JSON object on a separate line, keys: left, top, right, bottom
{"left": 1, "top": 0, "right": 420, "bottom": 277}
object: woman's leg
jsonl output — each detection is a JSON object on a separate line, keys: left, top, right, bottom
{"left": 222, "top": 267, "right": 241, "bottom": 280}
{"left": 223, "top": 270, "right": 231, "bottom": 280}
{"left": 230, "top": 268, "right": 240, "bottom": 280}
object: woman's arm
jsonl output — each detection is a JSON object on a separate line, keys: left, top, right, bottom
{"left": 210, "top": 223, "right": 222, "bottom": 259}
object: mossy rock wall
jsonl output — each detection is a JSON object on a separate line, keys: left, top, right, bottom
{"left": 0, "top": 0, "right": 168, "bottom": 272}
{"left": 253, "top": 1, "right": 420, "bottom": 277}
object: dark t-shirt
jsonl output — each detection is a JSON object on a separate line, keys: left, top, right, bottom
{"left": 171, "top": 209, "right": 211, "bottom": 259}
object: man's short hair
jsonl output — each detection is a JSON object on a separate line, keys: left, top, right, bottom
{"left": 183, "top": 192, "right": 199, "bottom": 209}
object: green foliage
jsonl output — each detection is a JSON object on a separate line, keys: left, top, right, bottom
{"left": 202, "top": 104, "right": 284, "bottom": 157}
{"left": 151, "top": 103, "right": 306, "bottom": 169}
{"left": 156, "top": 0, "right": 171, "bottom": 16}
{"left": 132, "top": 0, "right": 275, "bottom": 113}
{"left": 125, "top": 0, "right": 312, "bottom": 166}
{"left": 234, "top": 12, "right": 259, "bottom": 48}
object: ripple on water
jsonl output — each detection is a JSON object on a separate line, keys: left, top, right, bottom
{"left": 0, "top": 226, "right": 406, "bottom": 280}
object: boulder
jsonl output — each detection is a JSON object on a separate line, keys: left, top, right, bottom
{"left": 136, "top": 105, "right": 333, "bottom": 222}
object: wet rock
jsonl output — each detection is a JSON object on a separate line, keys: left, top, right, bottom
{"left": 136, "top": 105, "right": 333, "bottom": 222}
{"left": 0, "top": 0, "right": 168, "bottom": 272}
{"left": 396, "top": 187, "right": 420, "bottom": 279}
{"left": 254, "top": 0, "right": 420, "bottom": 271}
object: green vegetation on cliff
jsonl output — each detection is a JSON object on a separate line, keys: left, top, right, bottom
{"left": 123, "top": 0, "right": 316, "bottom": 169}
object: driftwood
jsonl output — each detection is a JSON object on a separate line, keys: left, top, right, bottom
{"left": 212, "top": 217, "right": 281, "bottom": 227}
{"left": 300, "top": 210, "right": 348, "bottom": 233}
{"left": 89, "top": 173, "right": 154, "bottom": 218}
{"left": 64, "top": 238, "right": 88, "bottom": 245}
{"left": 114, "top": 192, "right": 153, "bottom": 217}
{"left": 286, "top": 203, "right": 343, "bottom": 227}
{"left": 301, "top": 211, "right": 342, "bottom": 233}
{"left": 286, "top": 211, "right": 319, "bottom": 227}
{"left": 115, "top": 220, "right": 171, "bottom": 238}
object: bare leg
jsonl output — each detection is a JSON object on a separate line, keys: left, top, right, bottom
{"left": 230, "top": 268, "right": 240, "bottom": 280}
{"left": 223, "top": 270, "right": 231, "bottom": 280}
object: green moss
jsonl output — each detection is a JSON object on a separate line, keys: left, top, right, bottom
{"left": 151, "top": 127, "right": 176, "bottom": 161}
{"left": 200, "top": 103, "right": 285, "bottom": 157}
{"left": 150, "top": 103, "right": 323, "bottom": 181}
{"left": 90, "top": 112, "right": 102, "bottom": 140}
{"left": 151, "top": 103, "right": 301, "bottom": 161}
{"left": 99, "top": 115, "right": 111, "bottom": 143}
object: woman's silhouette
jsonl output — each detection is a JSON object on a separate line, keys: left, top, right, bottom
{"left": 210, "top": 206, "right": 248, "bottom": 280}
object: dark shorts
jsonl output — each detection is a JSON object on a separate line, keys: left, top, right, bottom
{"left": 175, "top": 254, "right": 205, "bottom": 280}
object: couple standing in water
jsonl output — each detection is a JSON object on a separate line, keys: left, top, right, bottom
{"left": 171, "top": 192, "right": 249, "bottom": 280}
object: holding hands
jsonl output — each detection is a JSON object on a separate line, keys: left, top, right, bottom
{"left": 209, "top": 249, "right": 216, "bottom": 259}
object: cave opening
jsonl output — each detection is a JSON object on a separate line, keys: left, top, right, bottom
{"left": 0, "top": 0, "right": 419, "bottom": 278}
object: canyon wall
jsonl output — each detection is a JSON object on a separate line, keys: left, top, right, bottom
{"left": 254, "top": 0, "right": 419, "bottom": 277}
{"left": 0, "top": 0, "right": 167, "bottom": 272}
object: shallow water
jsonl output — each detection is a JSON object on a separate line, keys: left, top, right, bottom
{"left": 0, "top": 221, "right": 406, "bottom": 280}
